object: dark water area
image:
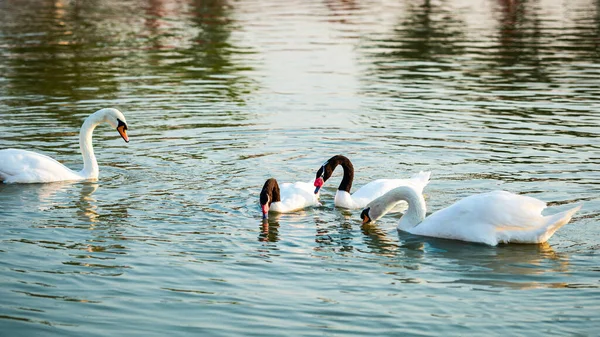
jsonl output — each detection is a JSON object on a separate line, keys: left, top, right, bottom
{"left": 1, "top": 0, "right": 599, "bottom": 335}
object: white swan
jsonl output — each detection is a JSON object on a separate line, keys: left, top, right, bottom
{"left": 260, "top": 178, "right": 321, "bottom": 218}
{"left": 0, "top": 108, "right": 129, "bottom": 184}
{"left": 360, "top": 186, "right": 582, "bottom": 245}
{"left": 312, "top": 155, "right": 430, "bottom": 209}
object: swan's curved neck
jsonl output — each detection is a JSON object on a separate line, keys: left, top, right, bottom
{"left": 372, "top": 186, "right": 426, "bottom": 231}
{"left": 78, "top": 113, "right": 103, "bottom": 179}
{"left": 261, "top": 178, "right": 281, "bottom": 205}
{"left": 396, "top": 187, "right": 427, "bottom": 231}
{"left": 328, "top": 156, "right": 354, "bottom": 193}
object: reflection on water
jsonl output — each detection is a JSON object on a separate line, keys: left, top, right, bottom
{"left": 0, "top": 180, "right": 97, "bottom": 219}
{"left": 0, "top": 180, "right": 132, "bottom": 284}
{"left": 0, "top": 0, "right": 121, "bottom": 100}
{"left": 75, "top": 183, "right": 99, "bottom": 224}
{"left": 396, "top": 232, "right": 572, "bottom": 290}
{"left": 360, "top": 223, "right": 399, "bottom": 257}
{"left": 383, "top": 1, "right": 465, "bottom": 60}
{"left": 1, "top": 0, "right": 599, "bottom": 335}
{"left": 0, "top": 0, "right": 256, "bottom": 108}
{"left": 259, "top": 218, "right": 280, "bottom": 242}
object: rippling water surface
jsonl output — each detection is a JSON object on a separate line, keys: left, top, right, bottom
{"left": 1, "top": 0, "right": 600, "bottom": 335}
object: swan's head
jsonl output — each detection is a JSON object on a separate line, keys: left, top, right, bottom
{"left": 313, "top": 160, "right": 331, "bottom": 194}
{"left": 360, "top": 191, "right": 401, "bottom": 224}
{"left": 360, "top": 205, "right": 385, "bottom": 225}
{"left": 260, "top": 193, "right": 270, "bottom": 218}
{"left": 260, "top": 178, "right": 280, "bottom": 219}
{"left": 360, "top": 207, "right": 372, "bottom": 225}
{"left": 100, "top": 108, "right": 129, "bottom": 143}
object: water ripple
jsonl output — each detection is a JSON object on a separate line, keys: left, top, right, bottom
{"left": 1, "top": 0, "right": 600, "bottom": 335}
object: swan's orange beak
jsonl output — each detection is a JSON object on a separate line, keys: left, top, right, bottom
{"left": 117, "top": 124, "right": 129, "bottom": 143}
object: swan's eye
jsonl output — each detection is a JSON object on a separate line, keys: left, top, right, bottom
{"left": 317, "top": 161, "right": 329, "bottom": 178}
{"left": 318, "top": 163, "right": 327, "bottom": 178}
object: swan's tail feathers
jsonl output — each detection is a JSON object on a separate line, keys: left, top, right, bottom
{"left": 410, "top": 171, "right": 431, "bottom": 188}
{"left": 538, "top": 204, "right": 582, "bottom": 243}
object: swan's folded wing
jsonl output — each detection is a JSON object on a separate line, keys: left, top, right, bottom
{"left": 423, "top": 190, "right": 547, "bottom": 232}
{"left": 0, "top": 149, "right": 76, "bottom": 182}
{"left": 472, "top": 190, "right": 547, "bottom": 229}
{"left": 410, "top": 191, "right": 548, "bottom": 244}
{"left": 275, "top": 181, "right": 320, "bottom": 212}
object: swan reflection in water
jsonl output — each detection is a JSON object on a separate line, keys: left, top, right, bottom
{"left": 0, "top": 180, "right": 98, "bottom": 216}
{"left": 263, "top": 204, "right": 573, "bottom": 290}
{"left": 257, "top": 207, "right": 328, "bottom": 243}
{"left": 391, "top": 230, "right": 571, "bottom": 290}
{"left": 259, "top": 217, "right": 280, "bottom": 243}
{"left": 360, "top": 222, "right": 400, "bottom": 257}
{"left": 347, "top": 213, "right": 573, "bottom": 290}
{"left": 0, "top": 181, "right": 124, "bottom": 261}
{"left": 75, "top": 182, "right": 100, "bottom": 226}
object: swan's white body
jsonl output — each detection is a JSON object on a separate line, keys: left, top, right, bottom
{"left": 0, "top": 149, "right": 87, "bottom": 183}
{"left": 270, "top": 181, "right": 321, "bottom": 213}
{"left": 0, "top": 108, "right": 129, "bottom": 184}
{"left": 335, "top": 171, "right": 431, "bottom": 209}
{"left": 364, "top": 186, "right": 581, "bottom": 245}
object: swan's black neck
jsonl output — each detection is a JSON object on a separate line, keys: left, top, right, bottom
{"left": 322, "top": 155, "right": 354, "bottom": 193}
{"left": 260, "top": 178, "right": 281, "bottom": 205}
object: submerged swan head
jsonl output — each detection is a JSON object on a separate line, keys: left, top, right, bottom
{"left": 360, "top": 186, "right": 420, "bottom": 225}
{"left": 360, "top": 202, "right": 389, "bottom": 225}
{"left": 95, "top": 108, "right": 129, "bottom": 143}
{"left": 260, "top": 178, "right": 281, "bottom": 219}
{"left": 360, "top": 207, "right": 372, "bottom": 225}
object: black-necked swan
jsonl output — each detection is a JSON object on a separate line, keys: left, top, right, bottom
{"left": 260, "top": 178, "right": 321, "bottom": 219}
{"left": 312, "top": 155, "right": 430, "bottom": 209}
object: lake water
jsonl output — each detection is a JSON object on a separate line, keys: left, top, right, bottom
{"left": 1, "top": 0, "right": 600, "bottom": 335}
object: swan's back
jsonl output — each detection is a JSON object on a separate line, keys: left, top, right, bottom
{"left": 0, "top": 149, "right": 80, "bottom": 183}
{"left": 271, "top": 181, "right": 320, "bottom": 212}
{"left": 410, "top": 191, "right": 553, "bottom": 245}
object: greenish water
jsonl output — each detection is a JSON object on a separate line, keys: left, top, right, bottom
{"left": 1, "top": 0, "right": 599, "bottom": 335}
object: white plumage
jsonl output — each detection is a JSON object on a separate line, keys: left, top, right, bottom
{"left": 270, "top": 181, "right": 320, "bottom": 213}
{"left": 362, "top": 186, "right": 581, "bottom": 245}
{"left": 313, "top": 154, "right": 431, "bottom": 209}
{"left": 260, "top": 178, "right": 320, "bottom": 218}
{"left": 334, "top": 171, "right": 431, "bottom": 209}
{"left": 0, "top": 108, "right": 129, "bottom": 184}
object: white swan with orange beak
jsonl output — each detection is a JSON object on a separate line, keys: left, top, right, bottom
{"left": 0, "top": 108, "right": 129, "bottom": 183}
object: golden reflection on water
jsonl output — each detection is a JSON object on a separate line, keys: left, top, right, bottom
{"left": 76, "top": 182, "right": 99, "bottom": 226}
{"left": 259, "top": 218, "right": 280, "bottom": 242}
{"left": 360, "top": 222, "right": 399, "bottom": 257}
{"left": 396, "top": 232, "right": 572, "bottom": 290}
